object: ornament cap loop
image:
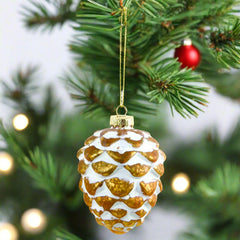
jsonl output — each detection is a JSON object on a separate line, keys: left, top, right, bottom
{"left": 110, "top": 115, "right": 134, "bottom": 128}
{"left": 116, "top": 105, "right": 128, "bottom": 115}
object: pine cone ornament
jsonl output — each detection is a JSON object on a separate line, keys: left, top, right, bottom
{"left": 77, "top": 115, "right": 166, "bottom": 234}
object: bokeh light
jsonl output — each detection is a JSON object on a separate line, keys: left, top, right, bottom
{"left": 171, "top": 173, "right": 190, "bottom": 194}
{"left": 21, "top": 209, "right": 47, "bottom": 234}
{"left": 0, "top": 152, "right": 14, "bottom": 175}
{"left": 0, "top": 223, "right": 18, "bottom": 240}
{"left": 12, "top": 114, "right": 29, "bottom": 131}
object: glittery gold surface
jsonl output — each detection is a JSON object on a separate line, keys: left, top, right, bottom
{"left": 105, "top": 178, "right": 134, "bottom": 197}
{"left": 83, "top": 193, "right": 92, "bottom": 207}
{"left": 124, "top": 164, "right": 150, "bottom": 177}
{"left": 107, "top": 151, "right": 136, "bottom": 163}
{"left": 103, "top": 220, "right": 122, "bottom": 230}
{"left": 101, "top": 137, "right": 120, "bottom": 147}
{"left": 159, "top": 180, "right": 163, "bottom": 191}
{"left": 154, "top": 164, "right": 164, "bottom": 176}
{"left": 103, "top": 219, "right": 142, "bottom": 231}
{"left": 125, "top": 138, "right": 143, "bottom": 148}
{"left": 95, "top": 196, "right": 118, "bottom": 210}
{"left": 79, "top": 178, "right": 83, "bottom": 191}
{"left": 111, "top": 229, "right": 126, "bottom": 235}
{"left": 84, "top": 146, "right": 103, "bottom": 162}
{"left": 110, "top": 115, "right": 134, "bottom": 128}
{"left": 141, "top": 150, "right": 159, "bottom": 162}
{"left": 96, "top": 218, "right": 104, "bottom": 226}
{"left": 148, "top": 194, "right": 157, "bottom": 207}
{"left": 90, "top": 209, "right": 103, "bottom": 217}
{"left": 84, "top": 178, "right": 103, "bottom": 195}
{"left": 110, "top": 209, "right": 127, "bottom": 218}
{"left": 84, "top": 135, "right": 97, "bottom": 145}
{"left": 77, "top": 127, "right": 166, "bottom": 234}
{"left": 78, "top": 160, "right": 89, "bottom": 174}
{"left": 76, "top": 148, "right": 84, "bottom": 159}
{"left": 92, "top": 161, "right": 117, "bottom": 176}
{"left": 135, "top": 209, "right": 147, "bottom": 218}
{"left": 123, "top": 219, "right": 141, "bottom": 227}
{"left": 123, "top": 197, "right": 144, "bottom": 209}
{"left": 140, "top": 181, "right": 158, "bottom": 196}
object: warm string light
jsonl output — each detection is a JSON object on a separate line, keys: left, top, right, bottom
{"left": 0, "top": 223, "right": 18, "bottom": 240}
{"left": 0, "top": 152, "right": 14, "bottom": 175}
{"left": 171, "top": 173, "right": 190, "bottom": 194}
{"left": 21, "top": 209, "right": 47, "bottom": 234}
{"left": 12, "top": 114, "right": 29, "bottom": 131}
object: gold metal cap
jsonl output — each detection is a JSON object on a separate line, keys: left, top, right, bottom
{"left": 110, "top": 115, "right": 134, "bottom": 128}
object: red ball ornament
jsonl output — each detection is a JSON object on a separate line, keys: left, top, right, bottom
{"left": 174, "top": 39, "right": 201, "bottom": 70}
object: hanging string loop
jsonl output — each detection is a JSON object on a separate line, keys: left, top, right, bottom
{"left": 117, "top": 5, "right": 128, "bottom": 115}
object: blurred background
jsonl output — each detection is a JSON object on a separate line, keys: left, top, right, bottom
{"left": 0, "top": 1, "right": 240, "bottom": 240}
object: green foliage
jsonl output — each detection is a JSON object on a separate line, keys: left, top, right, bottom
{"left": 67, "top": 68, "right": 158, "bottom": 120}
{"left": 69, "top": 0, "right": 240, "bottom": 118}
{"left": 1, "top": 0, "right": 239, "bottom": 239}
{"left": 162, "top": 123, "right": 240, "bottom": 240}
{"left": 55, "top": 229, "right": 82, "bottom": 240}
{"left": 22, "top": 0, "right": 240, "bottom": 116}
{"left": 1, "top": 125, "right": 81, "bottom": 207}
{"left": 1, "top": 66, "right": 38, "bottom": 110}
{"left": 1, "top": 68, "right": 59, "bottom": 150}
{"left": 209, "top": 19, "right": 240, "bottom": 68}
{"left": 22, "top": 0, "right": 78, "bottom": 30}
{"left": 181, "top": 164, "right": 240, "bottom": 240}
{"left": 23, "top": 148, "right": 81, "bottom": 205}
{"left": 197, "top": 163, "right": 240, "bottom": 199}
{"left": 67, "top": 69, "right": 116, "bottom": 118}
{"left": 140, "top": 58, "right": 208, "bottom": 117}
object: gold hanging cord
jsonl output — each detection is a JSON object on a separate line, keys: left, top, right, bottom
{"left": 116, "top": 5, "right": 128, "bottom": 115}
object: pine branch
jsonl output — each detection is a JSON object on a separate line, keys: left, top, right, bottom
{"left": 209, "top": 19, "right": 240, "bottom": 69}
{"left": 22, "top": 0, "right": 78, "bottom": 30}
{"left": 130, "top": 0, "right": 177, "bottom": 18}
{"left": 181, "top": 164, "right": 240, "bottom": 239}
{"left": 0, "top": 125, "right": 81, "bottom": 207}
{"left": 55, "top": 228, "right": 82, "bottom": 240}
{"left": 67, "top": 67, "right": 159, "bottom": 120}
{"left": 66, "top": 68, "right": 116, "bottom": 118}
{"left": 140, "top": 58, "right": 208, "bottom": 118}
{"left": 72, "top": 1, "right": 209, "bottom": 118}
{"left": 161, "top": 0, "right": 239, "bottom": 23}
{"left": 0, "top": 68, "right": 61, "bottom": 150}
{"left": 22, "top": 0, "right": 240, "bottom": 118}
{"left": 0, "top": 66, "right": 38, "bottom": 110}
{"left": 23, "top": 148, "right": 81, "bottom": 206}
{"left": 197, "top": 163, "right": 240, "bottom": 198}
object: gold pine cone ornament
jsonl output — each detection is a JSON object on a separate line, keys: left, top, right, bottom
{"left": 77, "top": 115, "right": 166, "bottom": 234}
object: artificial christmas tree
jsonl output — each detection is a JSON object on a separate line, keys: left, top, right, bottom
{"left": 1, "top": 0, "right": 240, "bottom": 239}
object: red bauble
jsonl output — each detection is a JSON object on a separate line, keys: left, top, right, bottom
{"left": 174, "top": 41, "right": 201, "bottom": 70}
